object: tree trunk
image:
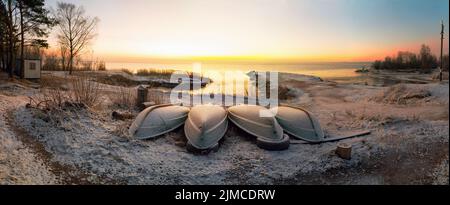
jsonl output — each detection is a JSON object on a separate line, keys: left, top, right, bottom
{"left": 7, "top": 0, "right": 13, "bottom": 78}
{"left": 0, "top": 40, "right": 4, "bottom": 71}
{"left": 60, "top": 47, "right": 65, "bottom": 71}
{"left": 19, "top": 0, "right": 24, "bottom": 78}
{"left": 69, "top": 48, "right": 73, "bottom": 75}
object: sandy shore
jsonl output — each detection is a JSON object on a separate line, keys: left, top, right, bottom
{"left": 0, "top": 70, "right": 448, "bottom": 185}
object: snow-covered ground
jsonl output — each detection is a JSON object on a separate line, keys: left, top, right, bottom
{"left": 0, "top": 94, "right": 57, "bottom": 184}
{"left": 0, "top": 71, "right": 448, "bottom": 184}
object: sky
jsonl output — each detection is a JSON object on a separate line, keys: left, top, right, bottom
{"left": 45, "top": 0, "right": 449, "bottom": 63}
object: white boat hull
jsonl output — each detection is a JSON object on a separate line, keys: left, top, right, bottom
{"left": 272, "top": 106, "right": 324, "bottom": 142}
{"left": 129, "top": 104, "right": 190, "bottom": 139}
{"left": 184, "top": 105, "right": 228, "bottom": 150}
{"left": 228, "top": 105, "right": 289, "bottom": 150}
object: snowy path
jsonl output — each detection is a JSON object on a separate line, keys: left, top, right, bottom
{"left": 0, "top": 94, "right": 57, "bottom": 184}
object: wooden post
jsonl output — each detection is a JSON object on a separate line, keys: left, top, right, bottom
{"left": 440, "top": 20, "right": 444, "bottom": 82}
{"left": 136, "top": 85, "right": 148, "bottom": 109}
{"left": 336, "top": 142, "right": 352, "bottom": 160}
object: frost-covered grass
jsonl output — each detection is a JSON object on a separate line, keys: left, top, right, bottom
{"left": 1, "top": 71, "right": 448, "bottom": 184}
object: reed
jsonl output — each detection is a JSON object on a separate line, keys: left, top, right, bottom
{"left": 136, "top": 68, "right": 175, "bottom": 78}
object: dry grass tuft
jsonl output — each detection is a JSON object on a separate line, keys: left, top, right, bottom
{"left": 29, "top": 74, "right": 103, "bottom": 110}
{"left": 109, "top": 87, "right": 137, "bottom": 110}
{"left": 147, "top": 89, "right": 167, "bottom": 104}
{"left": 71, "top": 75, "right": 103, "bottom": 107}
{"left": 40, "top": 75, "right": 70, "bottom": 90}
{"left": 95, "top": 74, "right": 139, "bottom": 87}
{"left": 111, "top": 121, "right": 132, "bottom": 139}
{"left": 136, "top": 68, "right": 174, "bottom": 78}
{"left": 370, "top": 84, "right": 431, "bottom": 105}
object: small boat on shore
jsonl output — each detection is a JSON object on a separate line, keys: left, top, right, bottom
{"left": 227, "top": 105, "right": 289, "bottom": 150}
{"left": 184, "top": 105, "right": 228, "bottom": 151}
{"left": 129, "top": 104, "right": 190, "bottom": 139}
{"left": 271, "top": 106, "right": 324, "bottom": 142}
{"left": 273, "top": 105, "right": 371, "bottom": 143}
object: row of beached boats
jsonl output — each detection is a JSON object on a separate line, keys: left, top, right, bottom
{"left": 129, "top": 104, "right": 370, "bottom": 152}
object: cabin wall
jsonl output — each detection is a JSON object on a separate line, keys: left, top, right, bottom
{"left": 23, "top": 60, "right": 41, "bottom": 79}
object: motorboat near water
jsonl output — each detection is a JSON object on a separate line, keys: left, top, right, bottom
{"left": 273, "top": 105, "right": 370, "bottom": 143}
{"left": 184, "top": 105, "right": 228, "bottom": 151}
{"left": 227, "top": 105, "right": 290, "bottom": 150}
{"left": 129, "top": 104, "right": 190, "bottom": 139}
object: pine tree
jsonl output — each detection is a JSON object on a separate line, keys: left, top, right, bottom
{"left": 18, "top": 0, "right": 53, "bottom": 78}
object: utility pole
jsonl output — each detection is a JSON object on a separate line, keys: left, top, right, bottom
{"left": 439, "top": 20, "right": 444, "bottom": 82}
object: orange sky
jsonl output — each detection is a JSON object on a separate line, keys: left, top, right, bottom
{"left": 46, "top": 0, "right": 449, "bottom": 63}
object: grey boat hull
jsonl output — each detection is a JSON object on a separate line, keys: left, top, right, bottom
{"left": 271, "top": 106, "right": 325, "bottom": 142}
{"left": 129, "top": 104, "right": 190, "bottom": 139}
{"left": 228, "top": 105, "right": 289, "bottom": 150}
{"left": 184, "top": 105, "right": 228, "bottom": 150}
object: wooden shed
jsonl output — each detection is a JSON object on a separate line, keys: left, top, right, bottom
{"left": 15, "top": 59, "right": 42, "bottom": 79}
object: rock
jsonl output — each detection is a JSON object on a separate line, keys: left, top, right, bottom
{"left": 112, "top": 111, "right": 134, "bottom": 121}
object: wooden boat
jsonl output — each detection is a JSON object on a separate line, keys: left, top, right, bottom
{"left": 227, "top": 105, "right": 289, "bottom": 150}
{"left": 129, "top": 104, "right": 190, "bottom": 139}
{"left": 184, "top": 105, "right": 228, "bottom": 150}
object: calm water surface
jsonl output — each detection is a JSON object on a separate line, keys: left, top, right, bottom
{"left": 106, "top": 62, "right": 423, "bottom": 87}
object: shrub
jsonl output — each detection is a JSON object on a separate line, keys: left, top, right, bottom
{"left": 97, "top": 61, "right": 106, "bottom": 71}
{"left": 70, "top": 75, "right": 102, "bottom": 107}
{"left": 109, "top": 87, "right": 136, "bottom": 110}
{"left": 147, "top": 88, "right": 166, "bottom": 104}
{"left": 42, "top": 52, "right": 62, "bottom": 71}
{"left": 136, "top": 68, "right": 174, "bottom": 78}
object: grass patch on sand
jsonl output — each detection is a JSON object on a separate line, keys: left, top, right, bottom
{"left": 136, "top": 68, "right": 175, "bottom": 79}
{"left": 370, "top": 84, "right": 431, "bottom": 105}
{"left": 95, "top": 74, "right": 140, "bottom": 87}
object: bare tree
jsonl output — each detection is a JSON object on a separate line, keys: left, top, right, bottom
{"left": 54, "top": 2, "right": 98, "bottom": 74}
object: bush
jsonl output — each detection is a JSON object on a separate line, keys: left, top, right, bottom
{"left": 136, "top": 68, "right": 174, "bottom": 78}
{"left": 28, "top": 75, "right": 103, "bottom": 111}
{"left": 28, "top": 88, "right": 71, "bottom": 110}
{"left": 42, "top": 53, "right": 61, "bottom": 71}
{"left": 97, "top": 61, "right": 106, "bottom": 71}
{"left": 109, "top": 87, "right": 136, "bottom": 110}
{"left": 70, "top": 75, "right": 102, "bottom": 107}
{"left": 147, "top": 89, "right": 166, "bottom": 104}
{"left": 369, "top": 84, "right": 431, "bottom": 105}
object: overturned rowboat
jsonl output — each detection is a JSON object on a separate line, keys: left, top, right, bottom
{"left": 272, "top": 105, "right": 370, "bottom": 143}
{"left": 271, "top": 106, "right": 324, "bottom": 142}
{"left": 129, "top": 104, "right": 190, "bottom": 139}
{"left": 227, "top": 105, "right": 290, "bottom": 150}
{"left": 184, "top": 105, "right": 228, "bottom": 151}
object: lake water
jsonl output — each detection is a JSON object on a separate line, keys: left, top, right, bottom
{"left": 106, "top": 62, "right": 429, "bottom": 88}
{"left": 106, "top": 61, "right": 369, "bottom": 80}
